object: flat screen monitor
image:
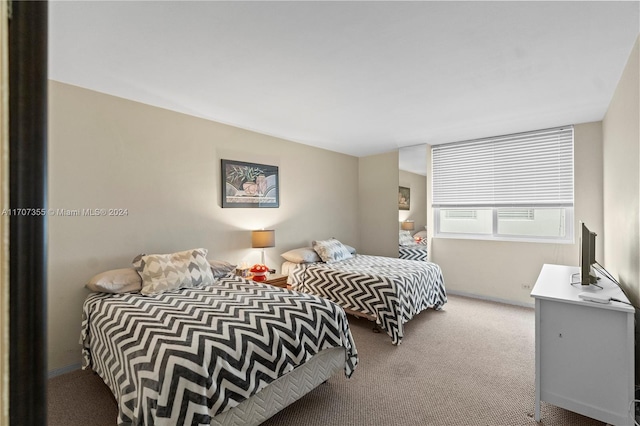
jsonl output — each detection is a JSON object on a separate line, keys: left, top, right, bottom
{"left": 579, "top": 222, "right": 597, "bottom": 285}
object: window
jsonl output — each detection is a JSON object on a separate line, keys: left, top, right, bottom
{"left": 432, "top": 126, "right": 574, "bottom": 243}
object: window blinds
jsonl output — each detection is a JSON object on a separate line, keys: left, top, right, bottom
{"left": 432, "top": 126, "right": 574, "bottom": 207}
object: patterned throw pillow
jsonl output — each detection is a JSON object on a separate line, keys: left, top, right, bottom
{"left": 132, "top": 248, "right": 215, "bottom": 295}
{"left": 312, "top": 238, "right": 353, "bottom": 263}
{"left": 399, "top": 230, "right": 415, "bottom": 246}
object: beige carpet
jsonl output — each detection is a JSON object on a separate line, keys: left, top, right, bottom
{"left": 48, "top": 295, "right": 606, "bottom": 425}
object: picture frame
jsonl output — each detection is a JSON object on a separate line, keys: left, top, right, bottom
{"left": 221, "top": 159, "right": 280, "bottom": 208}
{"left": 398, "top": 186, "right": 410, "bottom": 210}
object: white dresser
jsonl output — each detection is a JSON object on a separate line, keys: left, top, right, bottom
{"left": 531, "top": 264, "right": 635, "bottom": 425}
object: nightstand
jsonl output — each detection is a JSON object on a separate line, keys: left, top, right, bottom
{"left": 257, "top": 273, "right": 289, "bottom": 289}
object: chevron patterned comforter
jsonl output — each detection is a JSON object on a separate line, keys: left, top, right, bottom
{"left": 288, "top": 254, "right": 447, "bottom": 345}
{"left": 399, "top": 245, "right": 429, "bottom": 261}
{"left": 80, "top": 275, "right": 358, "bottom": 425}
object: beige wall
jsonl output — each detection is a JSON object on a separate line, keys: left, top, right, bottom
{"left": 358, "top": 151, "right": 398, "bottom": 257}
{"left": 47, "top": 81, "right": 360, "bottom": 372}
{"left": 399, "top": 170, "right": 426, "bottom": 235}
{"left": 431, "top": 122, "right": 604, "bottom": 306}
{"left": 603, "top": 35, "right": 640, "bottom": 308}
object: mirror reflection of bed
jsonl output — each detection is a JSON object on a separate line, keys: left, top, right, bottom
{"left": 399, "top": 224, "right": 429, "bottom": 261}
{"left": 398, "top": 144, "right": 428, "bottom": 259}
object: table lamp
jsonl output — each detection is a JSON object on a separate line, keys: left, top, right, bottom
{"left": 401, "top": 221, "right": 415, "bottom": 231}
{"left": 251, "top": 229, "right": 275, "bottom": 266}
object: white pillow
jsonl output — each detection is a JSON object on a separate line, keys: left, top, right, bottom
{"left": 86, "top": 268, "right": 142, "bottom": 293}
{"left": 312, "top": 238, "right": 353, "bottom": 263}
{"left": 343, "top": 243, "right": 357, "bottom": 254}
{"left": 281, "top": 247, "right": 321, "bottom": 264}
{"left": 208, "top": 259, "right": 237, "bottom": 278}
{"left": 413, "top": 230, "right": 428, "bottom": 238}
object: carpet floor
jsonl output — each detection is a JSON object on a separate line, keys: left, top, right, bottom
{"left": 48, "top": 294, "right": 608, "bottom": 425}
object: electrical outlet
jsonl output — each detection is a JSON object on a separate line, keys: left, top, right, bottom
{"left": 521, "top": 283, "right": 532, "bottom": 290}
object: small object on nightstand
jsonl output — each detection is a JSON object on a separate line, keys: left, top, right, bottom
{"left": 250, "top": 264, "right": 269, "bottom": 282}
{"left": 235, "top": 266, "right": 251, "bottom": 278}
{"left": 261, "top": 274, "right": 289, "bottom": 289}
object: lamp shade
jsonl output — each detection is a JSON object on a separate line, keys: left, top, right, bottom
{"left": 252, "top": 230, "right": 276, "bottom": 248}
{"left": 401, "top": 221, "right": 415, "bottom": 231}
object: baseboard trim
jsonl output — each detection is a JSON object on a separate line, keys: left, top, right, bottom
{"left": 447, "top": 289, "right": 534, "bottom": 309}
{"left": 48, "top": 363, "right": 81, "bottom": 378}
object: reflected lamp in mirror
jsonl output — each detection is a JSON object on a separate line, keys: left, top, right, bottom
{"left": 401, "top": 221, "right": 415, "bottom": 231}
{"left": 251, "top": 229, "right": 276, "bottom": 266}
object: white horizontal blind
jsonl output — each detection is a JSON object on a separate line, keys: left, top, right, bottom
{"left": 432, "top": 127, "right": 574, "bottom": 207}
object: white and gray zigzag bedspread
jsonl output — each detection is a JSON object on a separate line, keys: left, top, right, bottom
{"left": 288, "top": 254, "right": 447, "bottom": 345}
{"left": 398, "top": 245, "right": 429, "bottom": 261}
{"left": 80, "top": 275, "right": 358, "bottom": 425}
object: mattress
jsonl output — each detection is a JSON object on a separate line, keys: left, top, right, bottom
{"left": 212, "top": 346, "right": 345, "bottom": 426}
{"left": 282, "top": 260, "right": 301, "bottom": 276}
{"left": 287, "top": 254, "right": 447, "bottom": 345}
{"left": 81, "top": 275, "right": 358, "bottom": 425}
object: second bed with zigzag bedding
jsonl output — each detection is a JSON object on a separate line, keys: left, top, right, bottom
{"left": 286, "top": 254, "right": 447, "bottom": 345}
{"left": 81, "top": 275, "right": 358, "bottom": 425}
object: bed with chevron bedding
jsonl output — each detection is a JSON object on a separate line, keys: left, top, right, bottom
{"left": 286, "top": 253, "right": 447, "bottom": 345}
{"left": 81, "top": 274, "right": 358, "bottom": 425}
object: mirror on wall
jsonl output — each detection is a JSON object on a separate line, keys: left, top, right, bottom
{"left": 398, "top": 145, "right": 428, "bottom": 242}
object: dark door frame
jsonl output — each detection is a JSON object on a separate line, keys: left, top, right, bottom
{"left": 9, "top": 1, "right": 48, "bottom": 423}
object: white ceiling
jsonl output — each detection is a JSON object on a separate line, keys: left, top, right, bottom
{"left": 49, "top": 1, "right": 639, "bottom": 168}
{"left": 399, "top": 144, "right": 428, "bottom": 176}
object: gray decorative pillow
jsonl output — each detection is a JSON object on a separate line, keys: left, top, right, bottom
{"left": 132, "top": 248, "right": 215, "bottom": 295}
{"left": 312, "top": 238, "right": 353, "bottom": 263}
{"left": 208, "top": 259, "right": 237, "bottom": 278}
{"left": 281, "top": 247, "right": 321, "bottom": 264}
{"left": 399, "top": 230, "right": 415, "bottom": 246}
{"left": 85, "top": 268, "right": 142, "bottom": 294}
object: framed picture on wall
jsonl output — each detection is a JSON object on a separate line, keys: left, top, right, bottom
{"left": 399, "top": 186, "right": 410, "bottom": 210}
{"left": 222, "top": 159, "right": 280, "bottom": 208}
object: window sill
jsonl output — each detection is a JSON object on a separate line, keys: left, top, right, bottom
{"left": 433, "top": 233, "right": 574, "bottom": 245}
